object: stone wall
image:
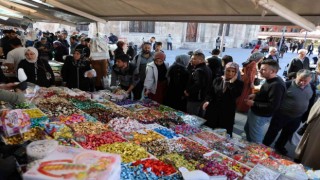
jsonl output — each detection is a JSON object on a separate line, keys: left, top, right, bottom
{"left": 33, "top": 21, "right": 260, "bottom": 49}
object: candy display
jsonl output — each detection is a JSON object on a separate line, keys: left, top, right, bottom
{"left": 69, "top": 121, "right": 109, "bottom": 135}
{"left": 132, "top": 130, "right": 164, "bottom": 144}
{"left": 108, "top": 117, "right": 145, "bottom": 134}
{"left": 197, "top": 160, "right": 239, "bottom": 179}
{"left": 176, "top": 137, "right": 211, "bottom": 155}
{"left": 3, "top": 127, "right": 46, "bottom": 145}
{"left": 98, "top": 142, "right": 150, "bottom": 163}
{"left": 160, "top": 153, "right": 199, "bottom": 171}
{"left": 131, "top": 159, "right": 177, "bottom": 176}
{"left": 77, "top": 131, "right": 127, "bottom": 150}
{"left": 1, "top": 86, "right": 301, "bottom": 179}
{"left": 244, "top": 164, "right": 281, "bottom": 180}
{"left": 174, "top": 124, "right": 202, "bottom": 136}
{"left": 153, "top": 127, "right": 179, "bottom": 139}
{"left": 180, "top": 115, "right": 206, "bottom": 127}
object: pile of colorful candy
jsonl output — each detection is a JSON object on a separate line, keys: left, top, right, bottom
{"left": 77, "top": 131, "right": 126, "bottom": 150}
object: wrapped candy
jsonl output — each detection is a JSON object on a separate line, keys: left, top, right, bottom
{"left": 69, "top": 121, "right": 109, "bottom": 135}
{"left": 77, "top": 131, "right": 126, "bottom": 150}
{"left": 83, "top": 108, "right": 123, "bottom": 124}
{"left": 174, "top": 124, "right": 201, "bottom": 136}
{"left": 153, "top": 127, "right": 179, "bottom": 139}
{"left": 196, "top": 160, "right": 239, "bottom": 179}
{"left": 132, "top": 130, "right": 164, "bottom": 144}
{"left": 108, "top": 117, "right": 145, "bottom": 134}
{"left": 98, "top": 142, "right": 149, "bottom": 163}
{"left": 176, "top": 138, "right": 211, "bottom": 155}
{"left": 3, "top": 127, "right": 46, "bottom": 145}
{"left": 180, "top": 115, "right": 206, "bottom": 127}
{"left": 159, "top": 153, "right": 198, "bottom": 171}
{"left": 58, "top": 114, "right": 86, "bottom": 125}
{"left": 132, "top": 159, "right": 177, "bottom": 176}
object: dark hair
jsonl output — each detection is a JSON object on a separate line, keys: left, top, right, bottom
{"left": 155, "top": 42, "right": 162, "bottom": 46}
{"left": 116, "top": 41, "right": 125, "bottom": 48}
{"left": 193, "top": 52, "right": 205, "bottom": 60}
{"left": 260, "top": 59, "right": 280, "bottom": 72}
{"left": 70, "top": 35, "right": 78, "bottom": 41}
{"left": 84, "top": 38, "right": 91, "bottom": 43}
{"left": 211, "top": 49, "right": 220, "bottom": 55}
{"left": 222, "top": 55, "right": 233, "bottom": 65}
{"left": 9, "top": 38, "right": 22, "bottom": 46}
{"left": 143, "top": 42, "right": 152, "bottom": 46}
{"left": 115, "top": 54, "right": 129, "bottom": 62}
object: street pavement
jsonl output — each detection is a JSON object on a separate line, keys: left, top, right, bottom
{"left": 161, "top": 47, "right": 317, "bottom": 158}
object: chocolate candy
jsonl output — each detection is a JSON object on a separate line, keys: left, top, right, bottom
{"left": 69, "top": 122, "right": 109, "bottom": 135}
{"left": 132, "top": 130, "right": 164, "bottom": 144}
{"left": 159, "top": 153, "right": 198, "bottom": 171}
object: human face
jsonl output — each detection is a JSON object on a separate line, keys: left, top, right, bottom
{"left": 155, "top": 45, "right": 162, "bottom": 52}
{"left": 154, "top": 58, "right": 164, "bottom": 66}
{"left": 25, "top": 50, "right": 36, "bottom": 61}
{"left": 225, "top": 68, "right": 236, "bottom": 80}
{"left": 259, "top": 64, "right": 274, "bottom": 79}
{"left": 270, "top": 49, "right": 277, "bottom": 55}
{"left": 41, "top": 39, "right": 47, "bottom": 45}
{"left": 143, "top": 44, "right": 151, "bottom": 54}
{"left": 295, "top": 76, "right": 311, "bottom": 89}
{"left": 298, "top": 51, "right": 306, "bottom": 59}
{"left": 73, "top": 51, "right": 81, "bottom": 61}
{"left": 115, "top": 59, "right": 126, "bottom": 69}
{"left": 191, "top": 55, "right": 203, "bottom": 66}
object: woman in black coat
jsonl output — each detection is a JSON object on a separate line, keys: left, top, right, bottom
{"left": 165, "top": 54, "right": 190, "bottom": 112}
{"left": 202, "top": 62, "right": 243, "bottom": 137}
{"left": 17, "top": 47, "right": 55, "bottom": 87}
{"left": 61, "top": 49, "right": 96, "bottom": 91}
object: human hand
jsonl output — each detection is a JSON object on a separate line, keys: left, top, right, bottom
{"left": 245, "top": 99, "right": 254, "bottom": 107}
{"left": 202, "top": 101, "right": 209, "bottom": 110}
{"left": 144, "top": 89, "right": 150, "bottom": 96}
{"left": 86, "top": 72, "right": 94, "bottom": 78}
{"left": 184, "top": 90, "right": 189, "bottom": 96}
{"left": 248, "top": 94, "right": 256, "bottom": 100}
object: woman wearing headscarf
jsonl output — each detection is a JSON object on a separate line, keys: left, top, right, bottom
{"left": 17, "top": 47, "right": 55, "bottom": 87}
{"left": 203, "top": 62, "right": 243, "bottom": 137}
{"left": 164, "top": 54, "right": 190, "bottom": 111}
{"left": 52, "top": 41, "right": 69, "bottom": 62}
{"left": 144, "top": 52, "right": 169, "bottom": 104}
{"left": 236, "top": 52, "right": 265, "bottom": 113}
{"left": 61, "top": 49, "right": 96, "bottom": 91}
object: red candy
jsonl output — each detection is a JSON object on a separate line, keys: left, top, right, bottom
{"left": 132, "top": 159, "right": 177, "bottom": 176}
{"left": 77, "top": 131, "right": 126, "bottom": 150}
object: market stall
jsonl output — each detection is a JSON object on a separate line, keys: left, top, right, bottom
{"left": 0, "top": 86, "right": 315, "bottom": 179}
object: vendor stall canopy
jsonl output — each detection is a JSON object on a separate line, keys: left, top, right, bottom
{"left": 1, "top": 0, "right": 319, "bottom": 31}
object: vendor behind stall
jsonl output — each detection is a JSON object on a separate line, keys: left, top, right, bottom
{"left": 61, "top": 49, "right": 96, "bottom": 91}
{"left": 111, "top": 54, "right": 140, "bottom": 97}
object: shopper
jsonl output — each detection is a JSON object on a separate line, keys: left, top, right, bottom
{"left": 203, "top": 62, "right": 243, "bottom": 137}
{"left": 165, "top": 54, "right": 190, "bottom": 111}
{"left": 17, "top": 47, "right": 55, "bottom": 87}
{"left": 61, "top": 49, "right": 96, "bottom": 91}
{"left": 244, "top": 59, "right": 286, "bottom": 144}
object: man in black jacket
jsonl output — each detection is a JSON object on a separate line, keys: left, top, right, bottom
{"left": 244, "top": 59, "right": 286, "bottom": 144}
{"left": 184, "top": 52, "right": 212, "bottom": 116}
{"left": 206, "top": 48, "right": 223, "bottom": 80}
{"left": 111, "top": 54, "right": 140, "bottom": 97}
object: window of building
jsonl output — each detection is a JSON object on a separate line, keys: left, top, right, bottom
{"left": 129, "top": 21, "right": 155, "bottom": 33}
{"left": 218, "top": 23, "right": 230, "bottom": 36}
{"left": 76, "top": 24, "right": 89, "bottom": 31}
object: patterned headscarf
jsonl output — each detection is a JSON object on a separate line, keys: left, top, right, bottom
{"left": 225, "top": 62, "right": 239, "bottom": 73}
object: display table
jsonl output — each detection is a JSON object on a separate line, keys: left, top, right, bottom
{"left": 0, "top": 87, "right": 311, "bottom": 179}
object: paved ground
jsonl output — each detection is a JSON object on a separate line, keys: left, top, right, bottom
{"left": 162, "top": 47, "right": 316, "bottom": 158}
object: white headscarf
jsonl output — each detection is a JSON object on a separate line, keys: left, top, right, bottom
{"left": 24, "top": 47, "right": 38, "bottom": 63}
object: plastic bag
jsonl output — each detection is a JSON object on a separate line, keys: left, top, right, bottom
{"left": 101, "top": 76, "right": 110, "bottom": 89}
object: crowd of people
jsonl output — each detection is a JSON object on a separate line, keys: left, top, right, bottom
{"left": 0, "top": 27, "right": 320, "bottom": 170}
